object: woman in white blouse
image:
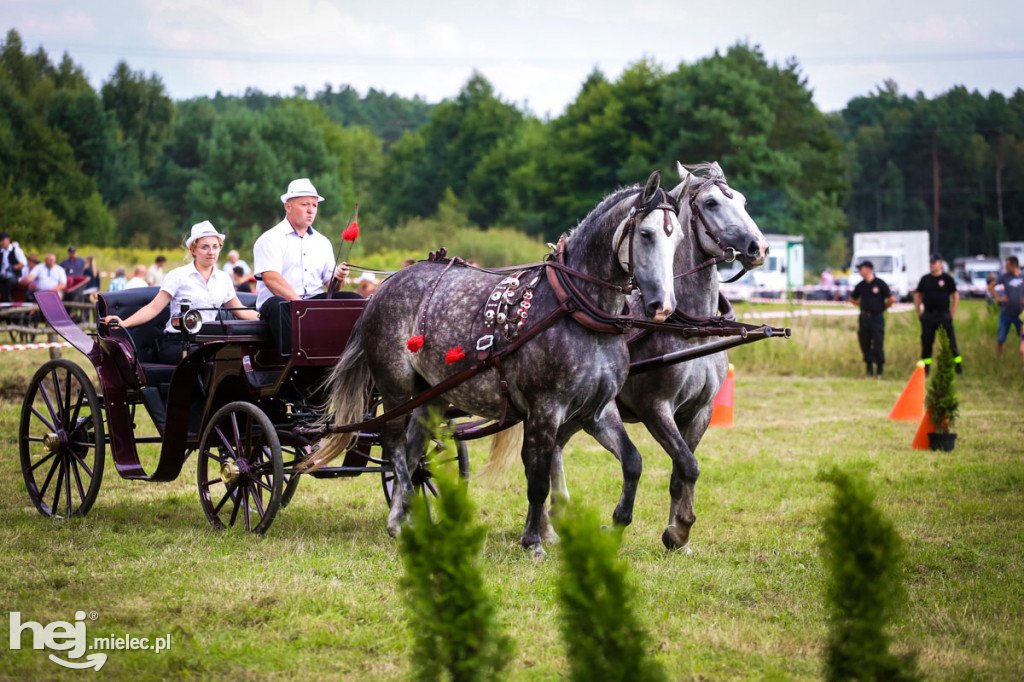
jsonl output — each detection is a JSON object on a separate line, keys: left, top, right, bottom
{"left": 104, "top": 221, "right": 258, "bottom": 364}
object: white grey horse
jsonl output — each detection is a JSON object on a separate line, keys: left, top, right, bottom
{"left": 491, "top": 162, "right": 768, "bottom": 550}
{"left": 314, "top": 172, "right": 686, "bottom": 555}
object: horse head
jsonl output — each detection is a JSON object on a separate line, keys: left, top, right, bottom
{"left": 612, "top": 171, "right": 685, "bottom": 321}
{"left": 674, "top": 161, "right": 769, "bottom": 270}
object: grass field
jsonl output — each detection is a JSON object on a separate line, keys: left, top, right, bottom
{"left": 1, "top": 301, "right": 1022, "bottom": 680}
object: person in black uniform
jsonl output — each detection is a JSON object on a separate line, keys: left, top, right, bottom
{"left": 914, "top": 253, "right": 962, "bottom": 375}
{"left": 850, "top": 260, "right": 894, "bottom": 377}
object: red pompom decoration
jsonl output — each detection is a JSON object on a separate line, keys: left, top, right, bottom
{"left": 342, "top": 221, "right": 360, "bottom": 242}
{"left": 445, "top": 346, "right": 466, "bottom": 364}
{"left": 407, "top": 335, "right": 424, "bottom": 353}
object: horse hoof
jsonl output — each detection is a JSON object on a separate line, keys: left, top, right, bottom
{"left": 528, "top": 543, "right": 548, "bottom": 559}
{"left": 661, "top": 528, "right": 691, "bottom": 553}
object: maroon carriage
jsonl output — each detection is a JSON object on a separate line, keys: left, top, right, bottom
{"left": 18, "top": 289, "right": 468, "bottom": 534}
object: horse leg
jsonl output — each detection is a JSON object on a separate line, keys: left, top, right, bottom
{"left": 520, "top": 411, "right": 563, "bottom": 556}
{"left": 541, "top": 437, "right": 572, "bottom": 544}
{"left": 584, "top": 406, "right": 642, "bottom": 528}
{"left": 642, "top": 403, "right": 699, "bottom": 551}
{"left": 382, "top": 412, "right": 414, "bottom": 537}
{"left": 405, "top": 399, "right": 450, "bottom": 478}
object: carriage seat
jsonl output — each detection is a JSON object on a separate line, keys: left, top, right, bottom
{"left": 96, "top": 287, "right": 175, "bottom": 386}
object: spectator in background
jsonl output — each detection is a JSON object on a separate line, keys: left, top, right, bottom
{"left": 59, "top": 246, "right": 86, "bottom": 277}
{"left": 849, "top": 260, "right": 894, "bottom": 378}
{"left": 914, "top": 253, "right": 962, "bottom": 375}
{"left": 125, "top": 264, "right": 149, "bottom": 289}
{"left": 232, "top": 265, "right": 253, "bottom": 293}
{"left": 401, "top": 257, "right": 416, "bottom": 269}
{"left": 0, "top": 232, "right": 27, "bottom": 302}
{"left": 108, "top": 267, "right": 128, "bottom": 292}
{"left": 355, "top": 272, "right": 379, "bottom": 298}
{"left": 222, "top": 249, "right": 251, "bottom": 276}
{"left": 82, "top": 255, "right": 101, "bottom": 295}
{"left": 988, "top": 255, "right": 1024, "bottom": 369}
{"left": 24, "top": 253, "right": 67, "bottom": 300}
{"left": 146, "top": 255, "right": 167, "bottom": 286}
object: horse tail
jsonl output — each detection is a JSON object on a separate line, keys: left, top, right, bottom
{"left": 479, "top": 422, "right": 524, "bottom": 479}
{"left": 303, "top": 321, "right": 372, "bottom": 472}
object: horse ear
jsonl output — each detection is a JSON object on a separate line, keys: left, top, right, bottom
{"left": 667, "top": 173, "right": 691, "bottom": 206}
{"left": 676, "top": 161, "right": 694, "bottom": 183}
{"left": 642, "top": 170, "right": 661, "bottom": 202}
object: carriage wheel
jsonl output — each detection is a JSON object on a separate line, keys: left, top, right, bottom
{"left": 381, "top": 423, "right": 471, "bottom": 509}
{"left": 197, "top": 401, "right": 283, "bottom": 535}
{"left": 19, "top": 359, "right": 105, "bottom": 519}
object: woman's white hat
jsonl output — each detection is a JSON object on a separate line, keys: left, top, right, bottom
{"left": 281, "top": 178, "right": 325, "bottom": 203}
{"left": 186, "top": 220, "right": 226, "bottom": 248}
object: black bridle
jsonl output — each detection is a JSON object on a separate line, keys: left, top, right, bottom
{"left": 614, "top": 186, "right": 681, "bottom": 291}
{"left": 674, "top": 179, "right": 746, "bottom": 282}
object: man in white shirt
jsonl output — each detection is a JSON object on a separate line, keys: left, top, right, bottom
{"left": 253, "top": 178, "right": 354, "bottom": 354}
{"left": 222, "top": 250, "right": 251, "bottom": 276}
{"left": 146, "top": 255, "right": 167, "bottom": 286}
{"left": 0, "top": 232, "right": 27, "bottom": 302}
{"left": 125, "top": 264, "right": 149, "bottom": 289}
{"left": 25, "top": 253, "right": 67, "bottom": 299}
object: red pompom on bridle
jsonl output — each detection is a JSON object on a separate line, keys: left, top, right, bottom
{"left": 445, "top": 346, "right": 466, "bottom": 364}
{"left": 407, "top": 335, "right": 424, "bottom": 353}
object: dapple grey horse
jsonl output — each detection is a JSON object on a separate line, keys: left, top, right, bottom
{"left": 313, "top": 172, "right": 685, "bottom": 555}
{"left": 492, "top": 162, "right": 768, "bottom": 550}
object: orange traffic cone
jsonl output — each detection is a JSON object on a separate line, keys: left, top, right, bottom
{"left": 889, "top": 361, "right": 926, "bottom": 422}
{"left": 912, "top": 409, "right": 935, "bottom": 450}
{"left": 710, "top": 363, "right": 735, "bottom": 428}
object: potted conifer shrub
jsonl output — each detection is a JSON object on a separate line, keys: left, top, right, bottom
{"left": 925, "top": 328, "right": 959, "bottom": 451}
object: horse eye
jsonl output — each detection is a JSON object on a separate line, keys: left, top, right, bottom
{"left": 704, "top": 198, "right": 718, "bottom": 209}
{"left": 639, "top": 228, "right": 655, "bottom": 241}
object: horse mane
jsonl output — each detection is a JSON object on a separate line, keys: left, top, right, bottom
{"left": 683, "top": 162, "right": 728, "bottom": 196}
{"left": 565, "top": 184, "right": 641, "bottom": 242}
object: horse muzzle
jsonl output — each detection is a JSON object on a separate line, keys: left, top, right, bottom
{"left": 646, "top": 301, "right": 674, "bottom": 322}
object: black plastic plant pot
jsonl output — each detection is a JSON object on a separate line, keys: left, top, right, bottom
{"left": 927, "top": 432, "right": 957, "bottom": 452}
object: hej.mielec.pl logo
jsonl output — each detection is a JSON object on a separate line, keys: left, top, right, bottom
{"left": 9, "top": 610, "right": 172, "bottom": 671}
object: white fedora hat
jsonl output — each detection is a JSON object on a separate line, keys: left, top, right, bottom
{"left": 185, "top": 220, "right": 226, "bottom": 248}
{"left": 281, "top": 177, "right": 325, "bottom": 203}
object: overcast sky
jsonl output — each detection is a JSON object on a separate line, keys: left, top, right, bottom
{"left": 4, "top": 0, "right": 1022, "bottom": 117}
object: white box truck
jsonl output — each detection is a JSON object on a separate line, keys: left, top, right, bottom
{"left": 953, "top": 255, "right": 1001, "bottom": 297}
{"left": 719, "top": 233, "right": 804, "bottom": 299}
{"left": 998, "top": 241, "right": 1024, "bottom": 269}
{"left": 848, "top": 230, "right": 930, "bottom": 301}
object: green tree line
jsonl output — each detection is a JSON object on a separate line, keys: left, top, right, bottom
{"left": 2, "top": 28, "right": 1022, "bottom": 269}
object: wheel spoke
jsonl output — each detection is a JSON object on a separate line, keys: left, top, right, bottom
{"left": 62, "top": 370, "right": 73, "bottom": 428}
{"left": 213, "top": 481, "right": 238, "bottom": 516}
{"left": 30, "top": 450, "right": 58, "bottom": 472}
{"left": 69, "top": 450, "right": 94, "bottom": 478}
{"left": 203, "top": 448, "right": 229, "bottom": 465}
{"left": 228, "top": 488, "right": 242, "bottom": 527}
{"left": 64, "top": 455, "right": 74, "bottom": 517}
{"left": 214, "top": 426, "right": 238, "bottom": 460}
{"left": 69, "top": 439, "right": 97, "bottom": 450}
{"left": 250, "top": 484, "right": 266, "bottom": 517}
{"left": 47, "top": 367, "right": 65, "bottom": 425}
{"left": 38, "top": 452, "right": 62, "bottom": 499}
{"left": 70, "top": 456, "right": 87, "bottom": 501}
{"left": 253, "top": 476, "right": 274, "bottom": 493}
{"left": 28, "top": 405, "right": 58, "bottom": 434}
{"left": 200, "top": 477, "right": 222, "bottom": 490}
{"left": 36, "top": 382, "right": 61, "bottom": 431}
{"left": 68, "top": 386, "right": 85, "bottom": 430}
{"left": 51, "top": 460, "right": 65, "bottom": 517}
